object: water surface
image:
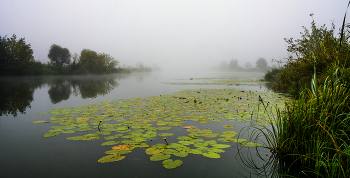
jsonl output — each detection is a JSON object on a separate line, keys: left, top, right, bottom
{"left": 0, "top": 71, "right": 273, "bottom": 178}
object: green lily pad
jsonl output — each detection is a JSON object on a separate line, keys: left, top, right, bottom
{"left": 145, "top": 147, "right": 164, "bottom": 155}
{"left": 173, "top": 151, "right": 188, "bottom": 157}
{"left": 189, "top": 149, "right": 203, "bottom": 154}
{"left": 222, "top": 125, "right": 235, "bottom": 128}
{"left": 101, "top": 141, "right": 120, "bottom": 146}
{"left": 158, "top": 133, "right": 174, "bottom": 137}
{"left": 43, "top": 132, "right": 61, "bottom": 137}
{"left": 156, "top": 127, "right": 172, "bottom": 131}
{"left": 104, "top": 134, "right": 123, "bottom": 140}
{"left": 212, "top": 144, "right": 231, "bottom": 148}
{"left": 98, "top": 155, "right": 126, "bottom": 163}
{"left": 60, "top": 130, "right": 75, "bottom": 134}
{"left": 105, "top": 149, "right": 132, "bottom": 155}
{"left": 31, "top": 120, "right": 49, "bottom": 123}
{"left": 178, "top": 141, "right": 194, "bottom": 145}
{"left": 162, "top": 149, "right": 177, "bottom": 154}
{"left": 202, "top": 152, "right": 221, "bottom": 158}
{"left": 162, "top": 159, "right": 183, "bottom": 169}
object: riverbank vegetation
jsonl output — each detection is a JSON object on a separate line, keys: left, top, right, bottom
{"left": 0, "top": 36, "right": 152, "bottom": 76}
{"left": 216, "top": 57, "right": 271, "bottom": 72}
{"left": 260, "top": 12, "right": 350, "bottom": 177}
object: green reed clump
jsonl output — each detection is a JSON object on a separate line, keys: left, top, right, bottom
{"left": 262, "top": 68, "right": 350, "bottom": 177}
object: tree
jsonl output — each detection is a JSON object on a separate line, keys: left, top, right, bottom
{"left": 48, "top": 44, "right": 71, "bottom": 65}
{"left": 256, "top": 58, "right": 267, "bottom": 71}
{"left": 79, "top": 49, "right": 119, "bottom": 74}
{"left": 228, "top": 59, "right": 242, "bottom": 71}
{"left": 0, "top": 34, "right": 35, "bottom": 75}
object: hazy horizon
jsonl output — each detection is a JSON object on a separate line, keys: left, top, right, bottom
{"left": 1, "top": 0, "right": 348, "bottom": 71}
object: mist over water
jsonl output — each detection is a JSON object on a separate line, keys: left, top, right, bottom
{"left": 1, "top": 1, "right": 347, "bottom": 71}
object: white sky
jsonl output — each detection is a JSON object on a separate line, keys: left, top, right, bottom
{"left": 1, "top": 0, "right": 348, "bottom": 70}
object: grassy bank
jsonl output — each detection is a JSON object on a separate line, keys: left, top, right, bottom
{"left": 258, "top": 5, "right": 350, "bottom": 177}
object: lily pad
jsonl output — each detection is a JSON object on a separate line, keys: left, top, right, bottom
{"left": 31, "top": 120, "right": 49, "bottom": 123}
{"left": 145, "top": 147, "right": 164, "bottom": 155}
{"left": 162, "top": 159, "right": 183, "bottom": 169}
{"left": 43, "top": 132, "right": 61, "bottom": 137}
{"left": 158, "top": 133, "right": 174, "bottom": 137}
{"left": 101, "top": 141, "right": 120, "bottom": 146}
{"left": 222, "top": 125, "right": 235, "bottom": 128}
{"left": 202, "top": 152, "right": 221, "bottom": 158}
{"left": 98, "top": 155, "right": 126, "bottom": 163}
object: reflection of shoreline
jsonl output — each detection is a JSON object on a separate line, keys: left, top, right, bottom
{"left": 0, "top": 74, "right": 131, "bottom": 117}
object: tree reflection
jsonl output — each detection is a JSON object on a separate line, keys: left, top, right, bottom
{"left": 70, "top": 76, "right": 118, "bottom": 99}
{"left": 48, "top": 79, "right": 71, "bottom": 104}
{"left": 0, "top": 74, "right": 126, "bottom": 117}
{"left": 0, "top": 80, "right": 35, "bottom": 117}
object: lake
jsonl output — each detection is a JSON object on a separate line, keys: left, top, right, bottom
{"left": 0, "top": 71, "right": 281, "bottom": 178}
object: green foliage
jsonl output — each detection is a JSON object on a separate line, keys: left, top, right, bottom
{"left": 0, "top": 34, "right": 42, "bottom": 76}
{"left": 264, "top": 19, "right": 350, "bottom": 96}
{"left": 254, "top": 69, "right": 350, "bottom": 177}
{"left": 48, "top": 44, "right": 71, "bottom": 65}
{"left": 78, "top": 49, "right": 119, "bottom": 74}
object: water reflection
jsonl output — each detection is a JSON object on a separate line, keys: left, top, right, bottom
{"left": 0, "top": 80, "right": 34, "bottom": 117}
{"left": 0, "top": 74, "right": 129, "bottom": 117}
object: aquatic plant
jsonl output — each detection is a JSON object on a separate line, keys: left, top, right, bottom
{"left": 34, "top": 86, "right": 287, "bottom": 169}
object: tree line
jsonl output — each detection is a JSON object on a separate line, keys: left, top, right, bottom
{"left": 218, "top": 58, "right": 269, "bottom": 72}
{"left": 0, "top": 34, "right": 124, "bottom": 76}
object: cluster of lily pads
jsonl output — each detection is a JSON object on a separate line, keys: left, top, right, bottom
{"left": 33, "top": 88, "right": 288, "bottom": 169}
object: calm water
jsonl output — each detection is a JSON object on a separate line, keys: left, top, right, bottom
{"left": 0, "top": 71, "right": 273, "bottom": 178}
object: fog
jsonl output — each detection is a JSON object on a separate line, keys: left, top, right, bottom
{"left": 1, "top": 0, "right": 348, "bottom": 71}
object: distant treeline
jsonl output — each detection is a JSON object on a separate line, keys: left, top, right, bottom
{"left": 0, "top": 35, "right": 151, "bottom": 76}
{"left": 216, "top": 58, "right": 271, "bottom": 72}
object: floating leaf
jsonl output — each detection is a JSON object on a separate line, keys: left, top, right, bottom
{"left": 31, "top": 120, "right": 48, "bottom": 123}
{"left": 162, "top": 159, "right": 183, "bottom": 169}
{"left": 104, "top": 134, "right": 123, "bottom": 140}
{"left": 156, "top": 127, "right": 172, "bottom": 130}
{"left": 173, "top": 151, "right": 188, "bottom": 157}
{"left": 189, "top": 149, "right": 202, "bottom": 154}
{"left": 212, "top": 144, "right": 231, "bottom": 149}
{"left": 145, "top": 147, "right": 164, "bottom": 155}
{"left": 178, "top": 141, "right": 194, "bottom": 145}
{"left": 105, "top": 149, "right": 132, "bottom": 155}
{"left": 202, "top": 152, "right": 220, "bottom": 158}
{"left": 150, "top": 153, "right": 171, "bottom": 161}
{"left": 222, "top": 125, "right": 235, "bottom": 128}
{"left": 112, "top": 145, "right": 132, "bottom": 150}
{"left": 158, "top": 133, "right": 174, "bottom": 137}
{"left": 162, "top": 149, "right": 177, "bottom": 155}
{"left": 43, "top": 132, "right": 61, "bottom": 137}
{"left": 60, "top": 130, "right": 75, "bottom": 134}
{"left": 98, "top": 155, "right": 125, "bottom": 163}
{"left": 101, "top": 141, "right": 120, "bottom": 146}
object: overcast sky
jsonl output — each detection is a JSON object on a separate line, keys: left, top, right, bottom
{"left": 1, "top": 0, "right": 349, "bottom": 70}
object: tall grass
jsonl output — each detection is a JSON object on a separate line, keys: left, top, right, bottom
{"left": 244, "top": 2, "right": 350, "bottom": 177}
